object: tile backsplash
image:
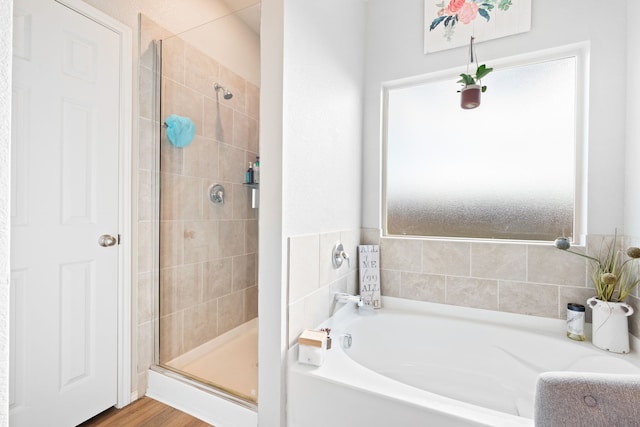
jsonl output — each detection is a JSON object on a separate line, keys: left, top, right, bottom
{"left": 287, "top": 228, "right": 640, "bottom": 345}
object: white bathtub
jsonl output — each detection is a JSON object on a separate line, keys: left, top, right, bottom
{"left": 288, "top": 297, "right": 640, "bottom": 427}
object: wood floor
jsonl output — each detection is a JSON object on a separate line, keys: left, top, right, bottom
{"left": 78, "top": 397, "right": 213, "bottom": 426}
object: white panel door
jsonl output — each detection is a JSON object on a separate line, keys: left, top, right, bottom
{"left": 10, "top": 0, "right": 121, "bottom": 425}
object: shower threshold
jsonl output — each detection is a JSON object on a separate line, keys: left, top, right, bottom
{"left": 147, "top": 368, "right": 257, "bottom": 427}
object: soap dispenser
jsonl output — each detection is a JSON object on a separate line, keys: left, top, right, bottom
{"left": 246, "top": 162, "right": 254, "bottom": 184}
{"left": 253, "top": 156, "right": 260, "bottom": 184}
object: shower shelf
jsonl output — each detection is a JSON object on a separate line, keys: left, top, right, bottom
{"left": 243, "top": 183, "right": 259, "bottom": 208}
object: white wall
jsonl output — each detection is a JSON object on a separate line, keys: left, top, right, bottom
{"left": 258, "top": 0, "right": 286, "bottom": 423}
{"left": 258, "top": 2, "right": 365, "bottom": 426}
{"left": 0, "top": 1, "right": 11, "bottom": 424}
{"left": 362, "top": 0, "right": 629, "bottom": 235}
{"left": 625, "top": 1, "right": 640, "bottom": 237}
{"left": 282, "top": 0, "right": 365, "bottom": 237}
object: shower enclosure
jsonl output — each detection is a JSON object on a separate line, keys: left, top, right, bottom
{"left": 144, "top": 3, "right": 260, "bottom": 406}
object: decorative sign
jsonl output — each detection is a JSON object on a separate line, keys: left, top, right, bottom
{"left": 359, "top": 245, "right": 381, "bottom": 308}
{"left": 424, "top": 0, "right": 532, "bottom": 53}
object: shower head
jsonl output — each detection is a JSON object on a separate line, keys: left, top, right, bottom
{"left": 213, "top": 83, "right": 233, "bottom": 100}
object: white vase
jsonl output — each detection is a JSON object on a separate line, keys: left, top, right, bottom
{"left": 587, "top": 297, "right": 634, "bottom": 354}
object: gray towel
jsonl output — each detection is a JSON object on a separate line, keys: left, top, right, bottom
{"left": 535, "top": 371, "right": 640, "bottom": 426}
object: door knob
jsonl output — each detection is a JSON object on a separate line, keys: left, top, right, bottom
{"left": 98, "top": 234, "right": 118, "bottom": 247}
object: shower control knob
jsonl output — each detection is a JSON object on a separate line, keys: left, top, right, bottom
{"left": 98, "top": 234, "right": 118, "bottom": 247}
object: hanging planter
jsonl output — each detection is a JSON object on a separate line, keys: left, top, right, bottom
{"left": 460, "top": 84, "right": 481, "bottom": 109}
{"left": 457, "top": 37, "right": 493, "bottom": 110}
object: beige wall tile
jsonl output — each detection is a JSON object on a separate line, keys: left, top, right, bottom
{"left": 471, "top": 242, "right": 526, "bottom": 281}
{"left": 183, "top": 300, "right": 218, "bottom": 352}
{"left": 233, "top": 253, "right": 257, "bottom": 291}
{"left": 206, "top": 142, "right": 220, "bottom": 180}
{"left": 159, "top": 312, "right": 183, "bottom": 362}
{"left": 204, "top": 258, "right": 233, "bottom": 300}
{"left": 245, "top": 219, "right": 258, "bottom": 253}
{"left": 138, "top": 170, "right": 152, "bottom": 222}
{"left": 233, "top": 111, "right": 250, "bottom": 151}
{"left": 159, "top": 220, "right": 184, "bottom": 268}
{"left": 400, "top": 272, "right": 445, "bottom": 303}
{"left": 138, "top": 221, "right": 154, "bottom": 274}
{"left": 162, "top": 79, "right": 203, "bottom": 133}
{"left": 137, "top": 320, "right": 154, "bottom": 374}
{"left": 218, "top": 291, "right": 245, "bottom": 334}
{"left": 183, "top": 135, "right": 215, "bottom": 179}
{"left": 380, "top": 269, "right": 401, "bottom": 297}
{"left": 160, "top": 136, "right": 183, "bottom": 175}
{"left": 137, "top": 272, "right": 153, "bottom": 324}
{"left": 220, "top": 143, "right": 246, "bottom": 183}
{"left": 138, "top": 66, "right": 153, "bottom": 120}
{"left": 219, "top": 65, "right": 246, "bottom": 113}
{"left": 160, "top": 263, "right": 202, "bottom": 315}
{"left": 219, "top": 219, "right": 245, "bottom": 257}
{"left": 203, "top": 97, "right": 234, "bottom": 143}
{"left": 559, "top": 286, "right": 596, "bottom": 323}
{"left": 498, "top": 281, "right": 559, "bottom": 317}
{"left": 380, "top": 238, "right": 422, "bottom": 272}
{"left": 528, "top": 244, "right": 586, "bottom": 286}
{"left": 183, "top": 220, "right": 218, "bottom": 264}
{"left": 184, "top": 43, "right": 220, "bottom": 98}
{"left": 246, "top": 81, "right": 260, "bottom": 120}
{"left": 446, "top": 276, "right": 498, "bottom": 310}
{"left": 423, "top": 240, "right": 470, "bottom": 276}
{"left": 244, "top": 285, "right": 258, "bottom": 321}
{"left": 138, "top": 117, "right": 154, "bottom": 171}
{"left": 161, "top": 36, "right": 185, "bottom": 84}
{"left": 180, "top": 175, "right": 204, "bottom": 220}
{"left": 361, "top": 228, "right": 380, "bottom": 245}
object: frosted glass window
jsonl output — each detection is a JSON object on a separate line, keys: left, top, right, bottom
{"left": 385, "top": 57, "right": 577, "bottom": 241}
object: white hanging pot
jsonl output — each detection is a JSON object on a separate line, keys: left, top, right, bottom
{"left": 460, "top": 84, "right": 481, "bottom": 109}
{"left": 587, "top": 297, "right": 634, "bottom": 354}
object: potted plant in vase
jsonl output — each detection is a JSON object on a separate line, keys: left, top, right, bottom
{"left": 458, "top": 63, "right": 493, "bottom": 109}
{"left": 554, "top": 233, "right": 640, "bottom": 353}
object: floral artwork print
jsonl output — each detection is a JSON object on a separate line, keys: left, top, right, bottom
{"left": 430, "top": 0, "right": 514, "bottom": 41}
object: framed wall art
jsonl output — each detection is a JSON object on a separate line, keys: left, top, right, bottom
{"left": 424, "top": 0, "right": 532, "bottom": 53}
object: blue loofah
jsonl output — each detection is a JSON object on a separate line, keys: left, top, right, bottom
{"left": 164, "top": 114, "right": 195, "bottom": 148}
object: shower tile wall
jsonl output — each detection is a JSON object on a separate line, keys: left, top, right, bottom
{"left": 159, "top": 36, "right": 259, "bottom": 363}
{"left": 137, "top": 15, "right": 259, "bottom": 394}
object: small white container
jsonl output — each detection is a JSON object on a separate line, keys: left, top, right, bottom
{"left": 566, "top": 303, "right": 585, "bottom": 341}
{"left": 298, "top": 329, "right": 327, "bottom": 366}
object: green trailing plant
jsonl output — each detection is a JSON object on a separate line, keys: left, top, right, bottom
{"left": 457, "top": 63, "right": 493, "bottom": 93}
{"left": 554, "top": 232, "right": 640, "bottom": 302}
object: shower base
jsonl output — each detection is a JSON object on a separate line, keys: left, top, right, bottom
{"left": 147, "top": 318, "right": 258, "bottom": 427}
{"left": 167, "top": 317, "right": 258, "bottom": 401}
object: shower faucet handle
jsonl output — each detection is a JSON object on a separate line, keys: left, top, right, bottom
{"left": 332, "top": 242, "right": 350, "bottom": 269}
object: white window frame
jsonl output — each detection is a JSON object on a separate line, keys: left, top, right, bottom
{"left": 381, "top": 42, "right": 590, "bottom": 243}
